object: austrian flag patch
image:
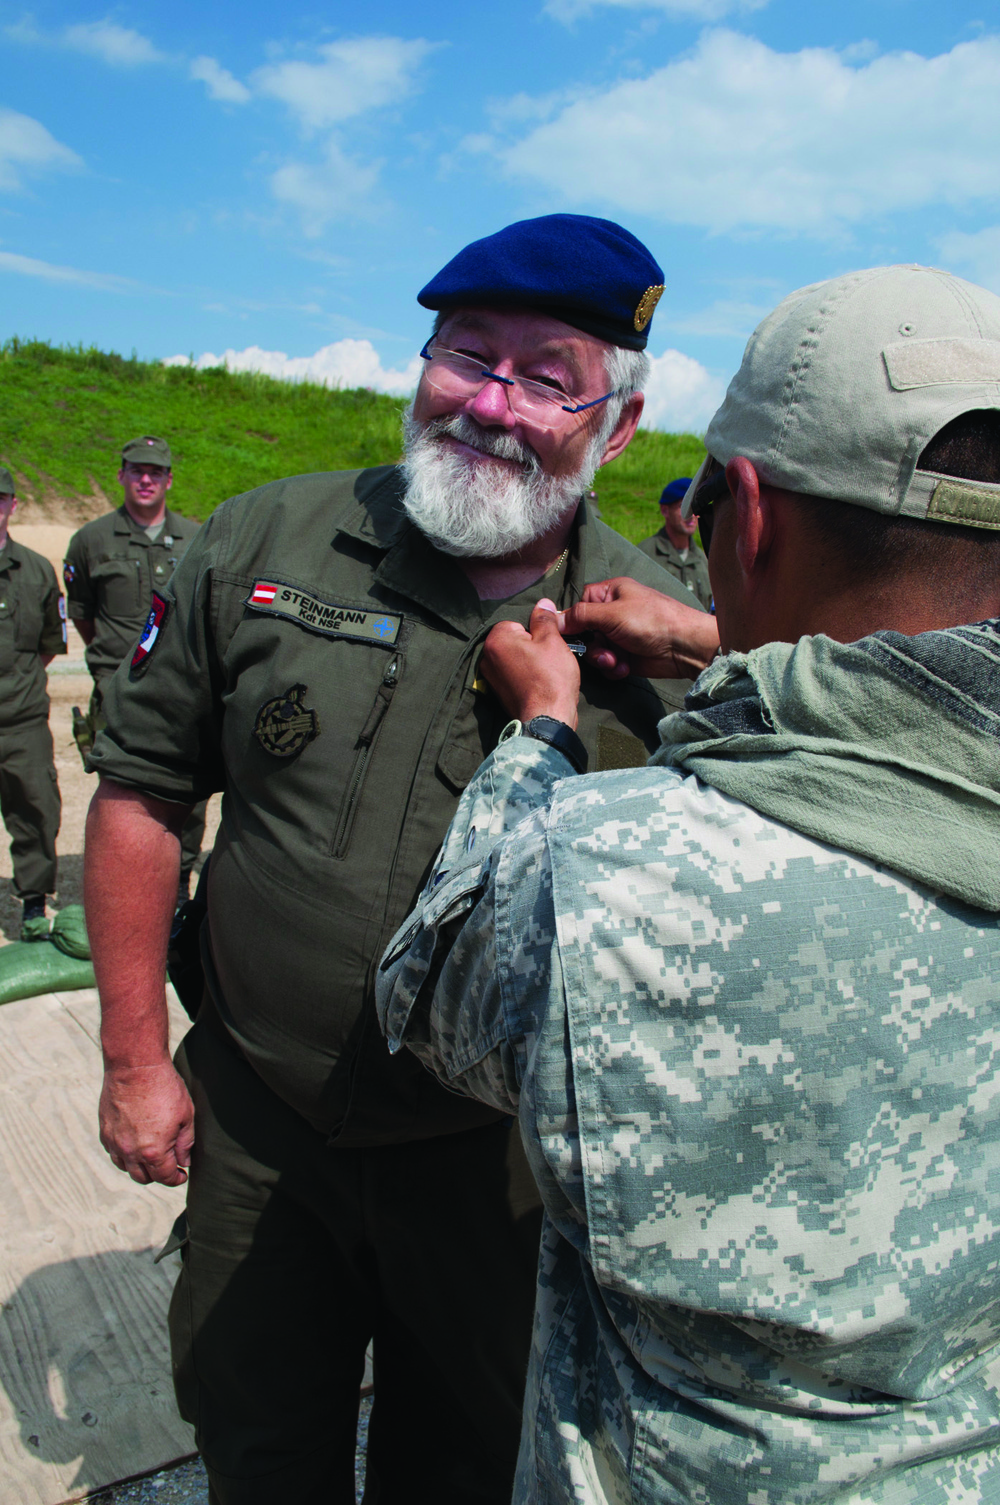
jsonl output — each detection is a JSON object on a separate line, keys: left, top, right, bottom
{"left": 244, "top": 579, "right": 401, "bottom": 645}
{"left": 131, "top": 592, "right": 168, "bottom": 671}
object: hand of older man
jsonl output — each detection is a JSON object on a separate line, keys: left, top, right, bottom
{"left": 482, "top": 599, "right": 581, "bottom": 728}
{"left": 559, "top": 578, "right": 720, "bottom": 680}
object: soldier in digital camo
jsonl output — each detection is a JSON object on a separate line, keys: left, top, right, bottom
{"left": 377, "top": 266, "right": 1000, "bottom": 1502}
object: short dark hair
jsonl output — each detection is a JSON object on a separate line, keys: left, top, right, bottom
{"left": 798, "top": 409, "right": 1000, "bottom": 590}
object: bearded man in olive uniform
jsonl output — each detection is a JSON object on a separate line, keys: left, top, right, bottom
{"left": 63, "top": 437, "right": 206, "bottom": 902}
{"left": 83, "top": 216, "right": 704, "bottom": 1503}
{"left": 0, "top": 465, "right": 67, "bottom": 937}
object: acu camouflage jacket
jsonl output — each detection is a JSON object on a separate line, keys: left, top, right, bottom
{"left": 378, "top": 621, "right": 1000, "bottom": 1503}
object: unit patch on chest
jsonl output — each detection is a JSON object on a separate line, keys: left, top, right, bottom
{"left": 254, "top": 683, "right": 319, "bottom": 757}
{"left": 131, "top": 592, "right": 168, "bottom": 671}
{"left": 246, "top": 580, "right": 401, "bottom": 645}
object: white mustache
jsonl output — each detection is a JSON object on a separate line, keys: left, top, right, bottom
{"left": 421, "top": 414, "right": 541, "bottom": 471}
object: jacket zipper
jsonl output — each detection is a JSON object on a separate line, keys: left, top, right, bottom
{"left": 332, "top": 653, "right": 402, "bottom": 859}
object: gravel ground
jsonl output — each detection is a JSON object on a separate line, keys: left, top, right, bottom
{"left": 85, "top": 1398, "right": 373, "bottom": 1503}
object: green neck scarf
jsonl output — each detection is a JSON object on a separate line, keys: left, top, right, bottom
{"left": 649, "top": 621, "right": 1000, "bottom": 911}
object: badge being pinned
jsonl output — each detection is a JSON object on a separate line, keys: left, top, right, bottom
{"left": 131, "top": 592, "right": 168, "bottom": 671}
{"left": 254, "top": 684, "right": 319, "bottom": 758}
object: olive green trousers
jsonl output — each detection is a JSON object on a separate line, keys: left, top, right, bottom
{"left": 0, "top": 718, "right": 60, "bottom": 897}
{"left": 169, "top": 1010, "right": 542, "bottom": 1504}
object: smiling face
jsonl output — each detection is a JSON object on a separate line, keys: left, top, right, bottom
{"left": 411, "top": 306, "right": 627, "bottom": 481}
{"left": 118, "top": 461, "right": 172, "bottom": 523}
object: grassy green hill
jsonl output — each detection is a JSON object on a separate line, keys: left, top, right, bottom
{"left": 0, "top": 338, "right": 704, "bottom": 544}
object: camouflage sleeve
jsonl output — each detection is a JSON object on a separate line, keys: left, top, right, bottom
{"left": 376, "top": 734, "right": 574, "bottom": 1113}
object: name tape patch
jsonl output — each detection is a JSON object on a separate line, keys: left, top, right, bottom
{"left": 245, "top": 580, "right": 401, "bottom": 645}
{"left": 131, "top": 591, "right": 168, "bottom": 670}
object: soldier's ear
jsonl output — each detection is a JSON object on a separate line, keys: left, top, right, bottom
{"left": 728, "top": 458, "right": 773, "bottom": 579}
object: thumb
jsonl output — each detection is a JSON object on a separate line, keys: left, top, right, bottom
{"left": 529, "top": 598, "right": 562, "bottom": 639}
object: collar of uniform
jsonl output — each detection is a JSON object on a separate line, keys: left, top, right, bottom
{"left": 116, "top": 504, "right": 173, "bottom": 541}
{"left": 332, "top": 464, "right": 614, "bottom": 636}
{"left": 0, "top": 536, "right": 25, "bottom": 572}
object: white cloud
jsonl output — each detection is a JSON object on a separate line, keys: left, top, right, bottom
{"left": 0, "top": 249, "right": 136, "bottom": 292}
{"left": 639, "top": 348, "right": 726, "bottom": 433}
{"left": 190, "top": 56, "right": 250, "bottom": 104}
{"left": 270, "top": 141, "right": 382, "bottom": 236}
{"left": 936, "top": 226, "right": 1000, "bottom": 297}
{"left": 253, "top": 37, "right": 435, "bottom": 132}
{"left": 486, "top": 30, "right": 1000, "bottom": 235}
{"left": 0, "top": 108, "right": 81, "bottom": 192}
{"left": 62, "top": 20, "right": 164, "bottom": 66}
{"left": 164, "top": 340, "right": 423, "bottom": 396}
{"left": 545, "top": 0, "right": 765, "bottom": 21}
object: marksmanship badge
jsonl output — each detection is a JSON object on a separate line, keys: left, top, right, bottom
{"left": 254, "top": 684, "right": 319, "bottom": 757}
{"left": 633, "top": 284, "right": 665, "bottom": 333}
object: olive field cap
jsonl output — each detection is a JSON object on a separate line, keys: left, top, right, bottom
{"left": 417, "top": 214, "right": 665, "bottom": 351}
{"left": 691, "top": 266, "right": 1000, "bottom": 531}
{"left": 660, "top": 478, "right": 691, "bottom": 506}
{"left": 0, "top": 466, "right": 15, "bottom": 496}
{"left": 121, "top": 435, "right": 172, "bottom": 468}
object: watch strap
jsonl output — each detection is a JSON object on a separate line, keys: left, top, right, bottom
{"left": 523, "top": 715, "right": 588, "bottom": 774}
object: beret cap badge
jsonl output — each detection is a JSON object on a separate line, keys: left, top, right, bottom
{"left": 634, "top": 285, "right": 665, "bottom": 334}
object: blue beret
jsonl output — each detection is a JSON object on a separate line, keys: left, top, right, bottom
{"left": 418, "top": 214, "right": 665, "bottom": 351}
{"left": 660, "top": 478, "right": 691, "bottom": 505}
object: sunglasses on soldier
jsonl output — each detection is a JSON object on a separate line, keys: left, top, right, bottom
{"left": 689, "top": 464, "right": 732, "bottom": 556}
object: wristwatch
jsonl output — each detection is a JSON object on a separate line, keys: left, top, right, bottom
{"left": 497, "top": 716, "right": 588, "bottom": 775}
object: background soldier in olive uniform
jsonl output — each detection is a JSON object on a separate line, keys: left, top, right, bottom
{"left": 0, "top": 465, "right": 67, "bottom": 938}
{"left": 85, "top": 217, "right": 705, "bottom": 1503}
{"left": 63, "top": 437, "right": 206, "bottom": 901}
{"left": 638, "top": 475, "right": 713, "bottom": 608}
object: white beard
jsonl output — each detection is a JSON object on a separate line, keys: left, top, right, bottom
{"left": 400, "top": 408, "right": 601, "bottom": 559}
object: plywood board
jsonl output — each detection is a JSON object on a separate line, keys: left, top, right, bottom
{"left": 0, "top": 991, "right": 194, "bottom": 1504}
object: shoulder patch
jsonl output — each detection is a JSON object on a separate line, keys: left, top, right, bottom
{"left": 254, "top": 684, "right": 319, "bottom": 757}
{"left": 245, "top": 579, "right": 400, "bottom": 645}
{"left": 63, "top": 561, "right": 75, "bottom": 585}
{"left": 131, "top": 592, "right": 168, "bottom": 672}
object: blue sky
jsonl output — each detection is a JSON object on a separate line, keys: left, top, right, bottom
{"left": 2, "top": 0, "right": 1000, "bottom": 430}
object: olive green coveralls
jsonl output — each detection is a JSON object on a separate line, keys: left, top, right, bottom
{"left": 0, "top": 537, "right": 66, "bottom": 898}
{"left": 63, "top": 504, "right": 207, "bottom": 884}
{"left": 93, "top": 466, "right": 702, "bottom": 1504}
{"left": 637, "top": 525, "right": 714, "bottom": 610}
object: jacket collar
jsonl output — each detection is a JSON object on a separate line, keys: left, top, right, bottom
{"left": 114, "top": 504, "right": 183, "bottom": 540}
{"left": 332, "top": 464, "right": 614, "bottom": 637}
{"left": 0, "top": 535, "right": 27, "bottom": 572}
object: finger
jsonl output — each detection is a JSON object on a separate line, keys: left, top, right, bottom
{"left": 561, "top": 601, "right": 618, "bottom": 638}
{"left": 590, "top": 647, "right": 631, "bottom": 679}
{"left": 176, "top": 1121, "right": 195, "bottom": 1169}
{"left": 528, "top": 599, "right": 566, "bottom": 641}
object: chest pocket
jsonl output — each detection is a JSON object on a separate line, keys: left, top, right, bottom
{"left": 12, "top": 590, "right": 43, "bottom": 652}
{"left": 92, "top": 557, "right": 141, "bottom": 616}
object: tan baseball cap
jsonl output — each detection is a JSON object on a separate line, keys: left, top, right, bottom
{"left": 689, "top": 265, "right": 1000, "bottom": 531}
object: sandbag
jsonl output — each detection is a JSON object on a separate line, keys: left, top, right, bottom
{"left": 0, "top": 939, "right": 95, "bottom": 1006}
{"left": 50, "top": 904, "right": 91, "bottom": 960}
